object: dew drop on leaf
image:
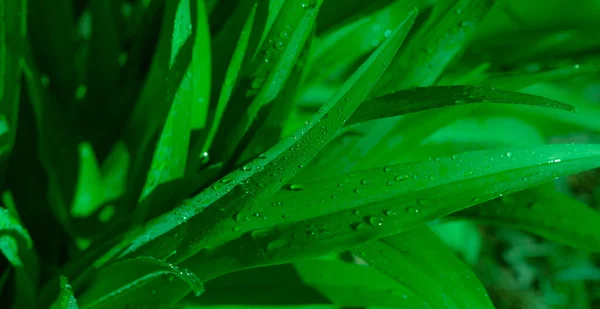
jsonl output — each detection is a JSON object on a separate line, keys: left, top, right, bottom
{"left": 395, "top": 174, "right": 408, "bottom": 181}
{"left": 368, "top": 216, "right": 383, "bottom": 227}
{"left": 405, "top": 206, "right": 423, "bottom": 214}
{"left": 287, "top": 184, "right": 304, "bottom": 191}
{"left": 360, "top": 179, "right": 370, "bottom": 185}
{"left": 384, "top": 210, "right": 396, "bottom": 216}
{"left": 351, "top": 222, "right": 367, "bottom": 231}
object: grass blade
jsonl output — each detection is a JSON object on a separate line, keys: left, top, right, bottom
{"left": 187, "top": 0, "right": 258, "bottom": 173}
{"left": 374, "top": 0, "right": 497, "bottom": 94}
{"left": 353, "top": 226, "right": 494, "bottom": 309}
{"left": 347, "top": 85, "right": 574, "bottom": 125}
{"left": 0, "top": 206, "right": 38, "bottom": 308}
{"left": 209, "top": 0, "right": 323, "bottom": 168}
{"left": 454, "top": 186, "right": 600, "bottom": 251}
{"left": 77, "top": 257, "right": 204, "bottom": 309}
{"left": 294, "top": 259, "right": 433, "bottom": 308}
{"left": 98, "top": 7, "right": 417, "bottom": 270}
{"left": 182, "top": 144, "right": 600, "bottom": 280}
{"left": 49, "top": 276, "right": 79, "bottom": 309}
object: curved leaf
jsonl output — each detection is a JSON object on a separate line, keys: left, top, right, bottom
{"left": 454, "top": 186, "right": 600, "bottom": 251}
{"left": 77, "top": 257, "right": 204, "bottom": 309}
{"left": 182, "top": 144, "right": 600, "bottom": 280}
{"left": 352, "top": 226, "right": 494, "bottom": 309}
{"left": 346, "top": 85, "right": 574, "bottom": 125}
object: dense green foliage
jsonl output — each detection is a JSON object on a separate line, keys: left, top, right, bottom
{"left": 1, "top": 0, "right": 600, "bottom": 308}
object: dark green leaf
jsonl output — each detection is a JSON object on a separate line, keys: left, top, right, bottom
{"left": 347, "top": 85, "right": 574, "bottom": 126}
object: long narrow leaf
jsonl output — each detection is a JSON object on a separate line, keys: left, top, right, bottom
{"left": 454, "top": 186, "right": 600, "bottom": 251}
{"left": 352, "top": 226, "right": 494, "bottom": 309}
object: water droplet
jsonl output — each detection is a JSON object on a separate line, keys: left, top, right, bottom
{"left": 405, "top": 206, "right": 422, "bottom": 214}
{"left": 384, "top": 210, "right": 396, "bottom": 216}
{"left": 187, "top": 24, "right": 192, "bottom": 30}
{"left": 368, "top": 216, "right": 383, "bottom": 227}
{"left": 395, "top": 174, "right": 408, "bottom": 181}
{"left": 451, "top": 154, "right": 459, "bottom": 160}
{"left": 429, "top": 175, "right": 436, "bottom": 181}
{"left": 383, "top": 166, "right": 392, "bottom": 173}
{"left": 279, "top": 31, "right": 289, "bottom": 38}
{"left": 471, "top": 197, "right": 482, "bottom": 204}
{"left": 351, "top": 222, "right": 367, "bottom": 231}
{"left": 352, "top": 209, "right": 362, "bottom": 217}
{"left": 412, "top": 175, "right": 419, "bottom": 180}
{"left": 337, "top": 183, "right": 345, "bottom": 187}
{"left": 274, "top": 40, "right": 285, "bottom": 51}
{"left": 271, "top": 201, "right": 283, "bottom": 207}
{"left": 287, "top": 184, "right": 304, "bottom": 191}
{"left": 331, "top": 194, "right": 337, "bottom": 199}
{"left": 360, "top": 179, "right": 370, "bottom": 185}
{"left": 456, "top": 8, "right": 462, "bottom": 14}
{"left": 386, "top": 181, "right": 394, "bottom": 186}
{"left": 354, "top": 188, "right": 362, "bottom": 193}
{"left": 384, "top": 29, "right": 392, "bottom": 37}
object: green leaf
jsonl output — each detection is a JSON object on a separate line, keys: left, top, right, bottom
{"left": 183, "top": 263, "right": 330, "bottom": 306}
{"left": 309, "top": 0, "right": 416, "bottom": 84}
{"left": 0, "top": 0, "right": 26, "bottom": 185}
{"left": 210, "top": 0, "right": 323, "bottom": 168}
{"left": 294, "top": 259, "right": 433, "bottom": 308}
{"left": 71, "top": 142, "right": 105, "bottom": 218}
{"left": 454, "top": 186, "right": 600, "bottom": 251}
{"left": 77, "top": 257, "right": 204, "bottom": 309}
{"left": 352, "top": 226, "right": 494, "bottom": 309}
{"left": 0, "top": 205, "right": 33, "bottom": 268}
{"left": 187, "top": 0, "right": 259, "bottom": 173}
{"left": 375, "top": 0, "right": 497, "bottom": 94}
{"left": 183, "top": 144, "right": 600, "bottom": 280}
{"left": 316, "top": 0, "right": 398, "bottom": 34}
{"left": 49, "top": 276, "right": 79, "bottom": 309}
{"left": 121, "top": 0, "right": 195, "bottom": 212}
{"left": 190, "top": 0, "right": 212, "bottom": 129}
{"left": 0, "top": 206, "right": 38, "bottom": 309}
{"left": 101, "top": 7, "right": 417, "bottom": 268}
{"left": 346, "top": 85, "right": 574, "bottom": 126}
